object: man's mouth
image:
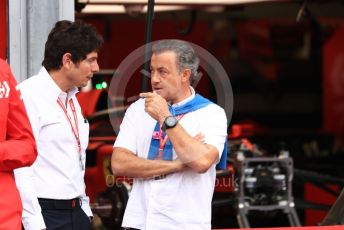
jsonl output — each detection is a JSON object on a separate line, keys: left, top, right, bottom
{"left": 153, "top": 87, "right": 162, "bottom": 91}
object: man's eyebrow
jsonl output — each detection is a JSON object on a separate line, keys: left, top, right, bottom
{"left": 157, "top": 66, "right": 167, "bottom": 71}
{"left": 150, "top": 66, "right": 167, "bottom": 70}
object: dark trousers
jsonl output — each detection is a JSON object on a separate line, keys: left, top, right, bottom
{"left": 39, "top": 198, "right": 91, "bottom": 230}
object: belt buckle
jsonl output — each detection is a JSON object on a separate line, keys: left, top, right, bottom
{"left": 154, "top": 174, "right": 166, "bottom": 180}
{"left": 54, "top": 198, "right": 79, "bottom": 209}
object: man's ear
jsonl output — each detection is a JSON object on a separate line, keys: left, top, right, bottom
{"left": 62, "top": 53, "right": 73, "bottom": 69}
{"left": 181, "top": 69, "right": 192, "bottom": 83}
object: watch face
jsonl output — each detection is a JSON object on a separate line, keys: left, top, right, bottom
{"left": 165, "top": 116, "right": 177, "bottom": 126}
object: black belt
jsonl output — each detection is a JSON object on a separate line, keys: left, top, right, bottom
{"left": 153, "top": 174, "right": 166, "bottom": 180}
{"left": 38, "top": 198, "right": 81, "bottom": 210}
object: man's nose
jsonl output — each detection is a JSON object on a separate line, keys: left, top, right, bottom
{"left": 92, "top": 61, "right": 100, "bottom": 72}
{"left": 151, "top": 72, "right": 160, "bottom": 82}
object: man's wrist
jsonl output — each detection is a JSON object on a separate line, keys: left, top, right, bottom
{"left": 159, "top": 113, "right": 171, "bottom": 125}
{"left": 162, "top": 116, "right": 179, "bottom": 132}
{"left": 173, "top": 159, "right": 185, "bottom": 172}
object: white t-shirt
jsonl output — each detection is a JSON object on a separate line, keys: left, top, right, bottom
{"left": 114, "top": 91, "right": 227, "bottom": 230}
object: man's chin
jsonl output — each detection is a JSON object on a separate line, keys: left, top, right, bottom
{"left": 78, "top": 82, "right": 88, "bottom": 89}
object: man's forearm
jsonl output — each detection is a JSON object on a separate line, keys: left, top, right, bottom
{"left": 166, "top": 124, "right": 219, "bottom": 173}
{"left": 111, "top": 147, "right": 185, "bottom": 178}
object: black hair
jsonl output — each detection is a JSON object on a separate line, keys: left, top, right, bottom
{"left": 42, "top": 20, "right": 103, "bottom": 71}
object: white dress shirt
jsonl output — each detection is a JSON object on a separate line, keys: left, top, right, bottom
{"left": 14, "top": 67, "right": 92, "bottom": 230}
{"left": 114, "top": 88, "right": 227, "bottom": 230}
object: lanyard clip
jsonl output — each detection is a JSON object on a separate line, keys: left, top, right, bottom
{"left": 152, "top": 131, "right": 161, "bottom": 139}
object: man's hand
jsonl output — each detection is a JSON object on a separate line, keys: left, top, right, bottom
{"left": 140, "top": 92, "right": 171, "bottom": 124}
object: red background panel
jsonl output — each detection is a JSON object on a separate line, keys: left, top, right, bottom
{"left": 323, "top": 25, "right": 344, "bottom": 134}
{"left": 304, "top": 183, "right": 339, "bottom": 226}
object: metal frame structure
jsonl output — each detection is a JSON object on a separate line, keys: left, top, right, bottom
{"left": 236, "top": 157, "right": 301, "bottom": 228}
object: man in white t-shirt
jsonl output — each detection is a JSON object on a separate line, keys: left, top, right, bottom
{"left": 112, "top": 39, "right": 227, "bottom": 230}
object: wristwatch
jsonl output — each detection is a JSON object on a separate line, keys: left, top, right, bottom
{"left": 162, "top": 116, "right": 178, "bottom": 131}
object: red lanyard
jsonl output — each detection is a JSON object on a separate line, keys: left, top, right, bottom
{"left": 157, "top": 114, "right": 185, "bottom": 159}
{"left": 57, "top": 98, "right": 81, "bottom": 154}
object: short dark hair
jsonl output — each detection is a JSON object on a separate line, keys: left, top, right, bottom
{"left": 42, "top": 20, "right": 103, "bottom": 71}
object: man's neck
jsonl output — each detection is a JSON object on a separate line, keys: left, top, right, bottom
{"left": 170, "top": 86, "right": 193, "bottom": 105}
{"left": 49, "top": 70, "right": 71, "bottom": 92}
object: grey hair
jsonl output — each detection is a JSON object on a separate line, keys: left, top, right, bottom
{"left": 152, "top": 39, "right": 200, "bottom": 83}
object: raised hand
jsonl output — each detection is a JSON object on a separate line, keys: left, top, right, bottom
{"left": 140, "top": 91, "right": 171, "bottom": 124}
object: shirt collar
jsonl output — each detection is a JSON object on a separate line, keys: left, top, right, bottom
{"left": 38, "top": 67, "right": 79, "bottom": 102}
{"left": 171, "top": 87, "right": 195, "bottom": 108}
